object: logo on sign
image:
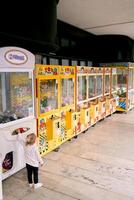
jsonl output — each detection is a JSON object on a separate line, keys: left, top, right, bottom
{"left": 5, "top": 50, "right": 28, "bottom": 65}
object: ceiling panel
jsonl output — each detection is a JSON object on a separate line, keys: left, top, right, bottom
{"left": 57, "top": 0, "right": 134, "bottom": 39}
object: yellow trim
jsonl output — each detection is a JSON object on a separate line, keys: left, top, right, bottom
{"left": 116, "top": 107, "right": 126, "bottom": 112}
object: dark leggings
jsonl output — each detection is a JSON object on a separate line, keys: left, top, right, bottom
{"left": 26, "top": 163, "right": 38, "bottom": 184}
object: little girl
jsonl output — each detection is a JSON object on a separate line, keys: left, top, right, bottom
{"left": 17, "top": 133, "right": 44, "bottom": 189}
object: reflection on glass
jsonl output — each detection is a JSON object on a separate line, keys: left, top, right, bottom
{"left": 0, "top": 72, "right": 33, "bottom": 124}
{"left": 78, "top": 76, "right": 87, "bottom": 101}
{"left": 112, "top": 75, "right": 117, "bottom": 91}
{"left": 88, "top": 76, "right": 96, "bottom": 98}
{"left": 0, "top": 74, "right": 2, "bottom": 111}
{"left": 61, "top": 78, "right": 74, "bottom": 106}
{"left": 105, "top": 75, "right": 110, "bottom": 93}
{"left": 96, "top": 75, "right": 102, "bottom": 96}
{"left": 117, "top": 69, "right": 127, "bottom": 97}
{"left": 128, "top": 69, "right": 133, "bottom": 89}
{"left": 40, "top": 79, "right": 58, "bottom": 113}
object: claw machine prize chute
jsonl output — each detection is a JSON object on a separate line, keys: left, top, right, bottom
{"left": 36, "top": 65, "right": 61, "bottom": 155}
{"left": 60, "top": 66, "right": 76, "bottom": 141}
{"left": 0, "top": 47, "right": 36, "bottom": 180}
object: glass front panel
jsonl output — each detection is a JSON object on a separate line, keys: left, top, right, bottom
{"left": 0, "top": 72, "right": 33, "bottom": 124}
{"left": 88, "top": 76, "right": 96, "bottom": 98}
{"left": 105, "top": 75, "right": 110, "bottom": 93}
{"left": 128, "top": 69, "right": 133, "bottom": 90}
{"left": 0, "top": 74, "right": 2, "bottom": 111}
{"left": 96, "top": 75, "right": 102, "bottom": 96}
{"left": 78, "top": 76, "right": 87, "bottom": 101}
{"left": 112, "top": 75, "right": 117, "bottom": 91}
{"left": 117, "top": 69, "right": 127, "bottom": 97}
{"left": 61, "top": 78, "right": 74, "bottom": 106}
{"left": 40, "top": 79, "right": 58, "bottom": 113}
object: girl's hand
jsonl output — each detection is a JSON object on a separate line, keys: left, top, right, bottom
{"left": 40, "top": 161, "right": 44, "bottom": 167}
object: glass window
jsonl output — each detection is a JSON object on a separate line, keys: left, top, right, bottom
{"left": 71, "top": 60, "right": 77, "bottom": 66}
{"left": 49, "top": 58, "right": 59, "bottom": 65}
{"left": 78, "top": 76, "right": 87, "bottom": 101}
{"left": 0, "top": 72, "right": 33, "bottom": 124}
{"left": 40, "top": 79, "right": 58, "bottom": 113}
{"left": 71, "top": 41, "right": 76, "bottom": 46}
{"left": 43, "top": 57, "right": 47, "bottom": 65}
{"left": 80, "top": 61, "right": 86, "bottom": 66}
{"left": 61, "top": 78, "right": 74, "bottom": 106}
{"left": 112, "top": 74, "right": 117, "bottom": 91}
{"left": 88, "top": 76, "right": 96, "bottom": 98}
{"left": 61, "top": 38, "right": 69, "bottom": 47}
{"left": 87, "top": 61, "right": 92, "bottom": 66}
{"left": 62, "top": 59, "right": 69, "bottom": 66}
{"left": 96, "top": 75, "right": 102, "bottom": 96}
{"left": 35, "top": 54, "right": 42, "bottom": 64}
{"left": 105, "top": 75, "right": 110, "bottom": 93}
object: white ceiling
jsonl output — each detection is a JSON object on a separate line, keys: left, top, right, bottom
{"left": 57, "top": 0, "right": 134, "bottom": 39}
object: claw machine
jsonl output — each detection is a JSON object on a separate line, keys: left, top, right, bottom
{"left": 104, "top": 67, "right": 112, "bottom": 116}
{"left": 0, "top": 47, "right": 36, "bottom": 180}
{"left": 111, "top": 67, "right": 118, "bottom": 113}
{"left": 88, "top": 67, "right": 99, "bottom": 125}
{"left": 76, "top": 66, "right": 90, "bottom": 135}
{"left": 96, "top": 68, "right": 106, "bottom": 120}
{"left": 128, "top": 64, "right": 134, "bottom": 110}
{"left": 115, "top": 62, "right": 134, "bottom": 112}
{"left": 60, "top": 66, "right": 76, "bottom": 142}
{"left": 36, "top": 65, "right": 61, "bottom": 156}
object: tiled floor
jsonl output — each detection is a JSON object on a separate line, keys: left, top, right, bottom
{"left": 3, "top": 111, "right": 134, "bottom": 200}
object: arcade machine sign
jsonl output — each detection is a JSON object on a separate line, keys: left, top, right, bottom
{"left": 0, "top": 47, "right": 36, "bottom": 181}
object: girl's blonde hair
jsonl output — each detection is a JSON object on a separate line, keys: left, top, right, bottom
{"left": 26, "top": 133, "right": 36, "bottom": 146}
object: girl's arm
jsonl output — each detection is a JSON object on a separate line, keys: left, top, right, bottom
{"left": 35, "top": 147, "right": 44, "bottom": 165}
{"left": 17, "top": 133, "right": 25, "bottom": 146}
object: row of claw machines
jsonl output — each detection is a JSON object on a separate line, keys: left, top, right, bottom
{"left": 36, "top": 65, "right": 116, "bottom": 156}
{"left": 36, "top": 62, "right": 134, "bottom": 156}
{"left": 0, "top": 47, "right": 134, "bottom": 199}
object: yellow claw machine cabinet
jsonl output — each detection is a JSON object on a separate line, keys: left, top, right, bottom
{"left": 115, "top": 63, "right": 134, "bottom": 112}
{"left": 76, "top": 66, "right": 90, "bottom": 135}
{"left": 111, "top": 67, "right": 118, "bottom": 113}
{"left": 60, "top": 66, "right": 76, "bottom": 141}
{"left": 88, "top": 67, "right": 99, "bottom": 125}
{"left": 36, "top": 65, "right": 61, "bottom": 156}
{"left": 95, "top": 68, "right": 106, "bottom": 120}
{"left": 128, "top": 64, "right": 134, "bottom": 110}
{"left": 104, "top": 67, "right": 112, "bottom": 116}
{"left": 0, "top": 47, "right": 36, "bottom": 181}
